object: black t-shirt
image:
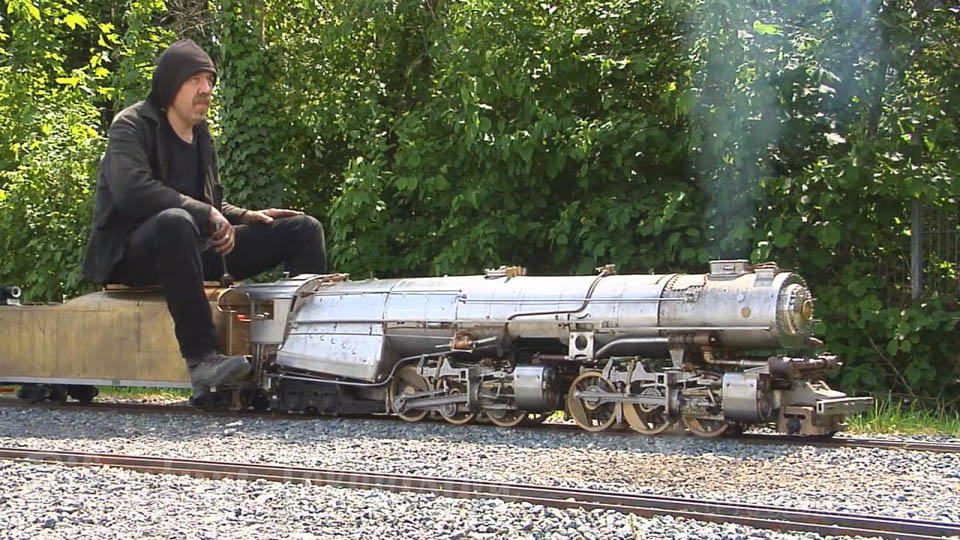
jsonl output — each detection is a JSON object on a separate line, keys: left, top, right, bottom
{"left": 161, "top": 121, "right": 203, "bottom": 201}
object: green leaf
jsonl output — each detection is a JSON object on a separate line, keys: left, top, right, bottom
{"left": 905, "top": 365, "right": 923, "bottom": 386}
{"left": 841, "top": 369, "right": 860, "bottom": 387}
{"left": 819, "top": 224, "right": 842, "bottom": 247}
{"left": 752, "top": 20, "right": 782, "bottom": 36}
{"left": 848, "top": 280, "right": 867, "bottom": 297}
{"left": 773, "top": 232, "right": 792, "bottom": 248}
{"left": 395, "top": 176, "right": 418, "bottom": 191}
{"left": 64, "top": 13, "right": 89, "bottom": 30}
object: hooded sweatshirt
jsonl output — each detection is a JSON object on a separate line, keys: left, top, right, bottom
{"left": 149, "top": 39, "right": 217, "bottom": 109}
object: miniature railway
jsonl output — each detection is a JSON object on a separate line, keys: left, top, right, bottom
{"left": 2, "top": 397, "right": 958, "bottom": 454}
{"left": 1, "top": 446, "right": 958, "bottom": 540}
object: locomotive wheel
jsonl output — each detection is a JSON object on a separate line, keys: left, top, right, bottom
{"left": 566, "top": 371, "right": 619, "bottom": 432}
{"left": 436, "top": 379, "right": 475, "bottom": 425}
{"left": 48, "top": 385, "right": 68, "bottom": 404}
{"left": 681, "top": 371, "right": 731, "bottom": 437}
{"left": 623, "top": 386, "right": 671, "bottom": 435}
{"left": 388, "top": 366, "right": 430, "bottom": 422}
{"left": 486, "top": 409, "right": 526, "bottom": 427}
{"left": 681, "top": 415, "right": 733, "bottom": 438}
{"left": 67, "top": 385, "right": 99, "bottom": 405}
{"left": 16, "top": 384, "right": 46, "bottom": 403}
{"left": 251, "top": 394, "right": 271, "bottom": 412}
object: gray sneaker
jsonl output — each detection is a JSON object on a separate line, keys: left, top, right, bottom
{"left": 186, "top": 352, "right": 251, "bottom": 390}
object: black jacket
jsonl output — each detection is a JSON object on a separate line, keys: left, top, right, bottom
{"left": 82, "top": 99, "right": 247, "bottom": 283}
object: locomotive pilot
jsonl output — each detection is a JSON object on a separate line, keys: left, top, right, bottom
{"left": 82, "top": 39, "right": 326, "bottom": 402}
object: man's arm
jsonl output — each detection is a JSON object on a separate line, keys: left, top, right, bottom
{"left": 221, "top": 201, "right": 248, "bottom": 224}
{"left": 104, "top": 112, "right": 210, "bottom": 227}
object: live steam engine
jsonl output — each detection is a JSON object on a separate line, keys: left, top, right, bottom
{"left": 0, "top": 260, "right": 872, "bottom": 437}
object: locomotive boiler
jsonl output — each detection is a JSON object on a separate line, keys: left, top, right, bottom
{"left": 1, "top": 260, "right": 873, "bottom": 437}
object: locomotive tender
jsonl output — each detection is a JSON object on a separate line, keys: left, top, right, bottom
{"left": 0, "top": 260, "right": 872, "bottom": 437}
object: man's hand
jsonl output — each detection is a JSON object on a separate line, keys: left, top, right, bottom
{"left": 240, "top": 208, "right": 304, "bottom": 225}
{"left": 209, "top": 207, "right": 235, "bottom": 255}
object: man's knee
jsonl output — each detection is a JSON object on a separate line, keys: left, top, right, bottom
{"left": 292, "top": 214, "right": 324, "bottom": 237}
{"left": 284, "top": 214, "right": 326, "bottom": 274}
{"left": 282, "top": 214, "right": 325, "bottom": 246}
{"left": 156, "top": 208, "right": 197, "bottom": 234}
{"left": 153, "top": 208, "right": 201, "bottom": 248}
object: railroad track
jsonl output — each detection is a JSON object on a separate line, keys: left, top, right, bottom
{"left": 1, "top": 446, "right": 957, "bottom": 540}
{"left": 2, "top": 398, "right": 958, "bottom": 454}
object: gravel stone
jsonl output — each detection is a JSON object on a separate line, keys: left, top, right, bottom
{"left": 0, "top": 404, "right": 957, "bottom": 539}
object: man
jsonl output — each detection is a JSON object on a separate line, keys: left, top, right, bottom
{"left": 83, "top": 39, "right": 326, "bottom": 400}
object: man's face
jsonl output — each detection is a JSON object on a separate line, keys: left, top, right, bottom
{"left": 169, "top": 71, "right": 214, "bottom": 126}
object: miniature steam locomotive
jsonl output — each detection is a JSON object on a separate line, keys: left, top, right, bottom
{"left": 0, "top": 260, "right": 872, "bottom": 437}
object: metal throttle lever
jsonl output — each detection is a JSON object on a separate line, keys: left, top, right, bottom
{"left": 215, "top": 220, "right": 234, "bottom": 287}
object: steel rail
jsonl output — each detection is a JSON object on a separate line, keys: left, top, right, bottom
{"left": 738, "top": 432, "right": 960, "bottom": 454}
{"left": 0, "top": 447, "right": 957, "bottom": 540}
{"left": 1, "top": 398, "right": 959, "bottom": 454}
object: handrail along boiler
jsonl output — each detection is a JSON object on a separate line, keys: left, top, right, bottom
{"left": 221, "top": 259, "right": 872, "bottom": 436}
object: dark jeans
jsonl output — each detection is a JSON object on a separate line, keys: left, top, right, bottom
{"left": 109, "top": 208, "right": 326, "bottom": 359}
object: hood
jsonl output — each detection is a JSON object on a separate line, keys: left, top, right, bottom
{"left": 148, "top": 39, "right": 217, "bottom": 109}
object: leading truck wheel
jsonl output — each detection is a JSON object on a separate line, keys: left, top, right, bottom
{"left": 486, "top": 409, "right": 527, "bottom": 427}
{"left": 681, "top": 415, "right": 733, "bottom": 438}
{"left": 436, "top": 378, "right": 475, "bottom": 425}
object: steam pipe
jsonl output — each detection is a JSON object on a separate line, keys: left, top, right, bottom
{"left": 594, "top": 337, "right": 669, "bottom": 358}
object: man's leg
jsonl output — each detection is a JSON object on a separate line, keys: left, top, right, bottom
{"left": 110, "top": 208, "right": 249, "bottom": 391}
{"left": 110, "top": 208, "right": 217, "bottom": 358}
{"left": 226, "top": 215, "right": 326, "bottom": 280}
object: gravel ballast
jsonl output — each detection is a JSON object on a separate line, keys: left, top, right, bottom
{"left": 1, "top": 405, "right": 958, "bottom": 539}
{"left": 3, "top": 460, "right": 877, "bottom": 540}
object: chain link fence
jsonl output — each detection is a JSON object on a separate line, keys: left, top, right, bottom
{"left": 920, "top": 197, "right": 959, "bottom": 298}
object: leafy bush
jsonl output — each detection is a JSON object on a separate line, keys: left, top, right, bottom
{"left": 0, "top": 97, "right": 102, "bottom": 300}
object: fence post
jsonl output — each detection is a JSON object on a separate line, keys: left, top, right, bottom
{"left": 911, "top": 199, "right": 923, "bottom": 301}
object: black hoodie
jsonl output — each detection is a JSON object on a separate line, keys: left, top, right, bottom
{"left": 149, "top": 39, "right": 217, "bottom": 109}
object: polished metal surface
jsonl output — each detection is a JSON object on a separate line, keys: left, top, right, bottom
{"left": 512, "top": 365, "right": 558, "bottom": 411}
{"left": 721, "top": 372, "right": 772, "bottom": 422}
{"left": 267, "top": 264, "right": 815, "bottom": 382}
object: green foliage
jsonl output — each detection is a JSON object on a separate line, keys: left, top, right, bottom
{"left": 294, "top": 0, "right": 704, "bottom": 277}
{"left": 1, "top": 0, "right": 958, "bottom": 405}
{"left": 1, "top": 0, "right": 114, "bottom": 300}
{"left": 217, "top": 0, "right": 299, "bottom": 210}
{"left": 847, "top": 396, "right": 960, "bottom": 436}
{"left": 0, "top": 96, "right": 102, "bottom": 301}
